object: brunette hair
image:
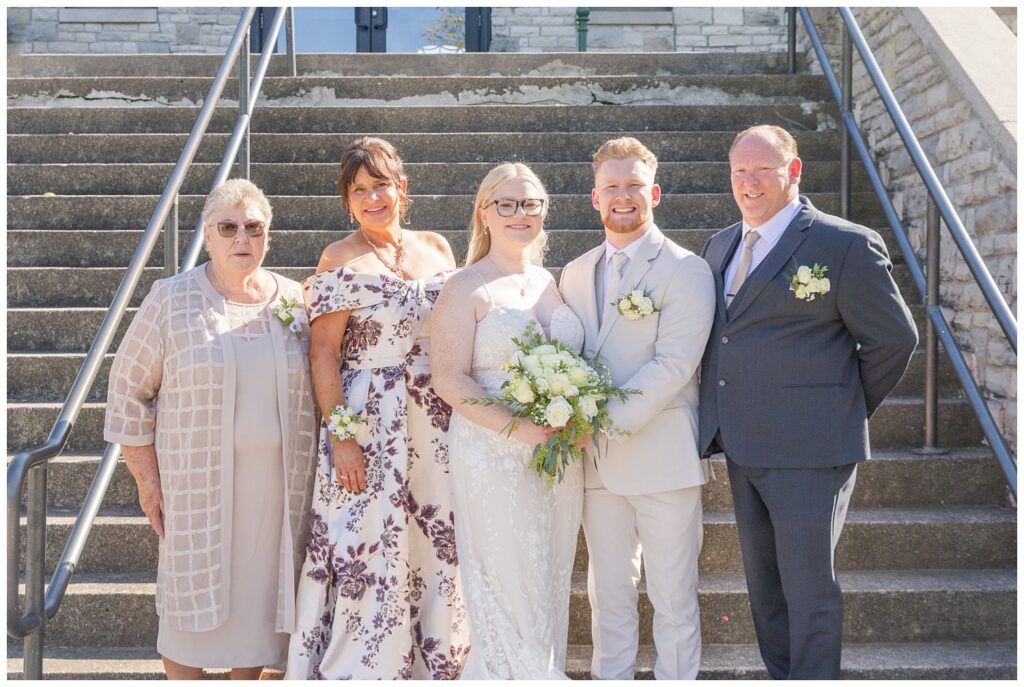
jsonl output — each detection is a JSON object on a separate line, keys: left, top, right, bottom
{"left": 466, "top": 162, "right": 549, "bottom": 267}
{"left": 337, "top": 137, "right": 411, "bottom": 224}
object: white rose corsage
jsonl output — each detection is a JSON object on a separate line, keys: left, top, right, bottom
{"left": 613, "top": 288, "right": 659, "bottom": 321}
{"left": 326, "top": 403, "right": 365, "bottom": 442}
{"left": 273, "top": 296, "right": 305, "bottom": 337}
{"left": 789, "top": 263, "right": 830, "bottom": 301}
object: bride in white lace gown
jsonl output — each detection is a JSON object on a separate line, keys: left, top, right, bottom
{"left": 432, "top": 164, "right": 585, "bottom": 679}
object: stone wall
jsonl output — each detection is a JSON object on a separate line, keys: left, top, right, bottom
{"left": 14, "top": 7, "right": 242, "bottom": 53}
{"left": 800, "top": 8, "right": 1017, "bottom": 447}
{"left": 490, "top": 6, "right": 790, "bottom": 52}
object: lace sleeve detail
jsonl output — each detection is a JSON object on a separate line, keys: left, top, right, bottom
{"left": 303, "top": 268, "right": 389, "bottom": 322}
{"left": 104, "top": 279, "right": 168, "bottom": 446}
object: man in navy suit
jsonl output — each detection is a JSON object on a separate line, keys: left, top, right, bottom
{"left": 699, "top": 125, "right": 918, "bottom": 679}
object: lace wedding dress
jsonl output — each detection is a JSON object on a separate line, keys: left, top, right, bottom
{"left": 447, "top": 304, "right": 586, "bottom": 680}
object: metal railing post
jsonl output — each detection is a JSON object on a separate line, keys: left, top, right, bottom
{"left": 22, "top": 463, "right": 47, "bottom": 680}
{"left": 286, "top": 7, "right": 297, "bottom": 77}
{"left": 918, "top": 198, "right": 946, "bottom": 454}
{"left": 840, "top": 21, "right": 852, "bottom": 220}
{"left": 238, "top": 32, "right": 251, "bottom": 180}
{"left": 576, "top": 8, "right": 590, "bottom": 52}
{"left": 787, "top": 8, "right": 797, "bottom": 74}
{"left": 164, "top": 194, "right": 179, "bottom": 278}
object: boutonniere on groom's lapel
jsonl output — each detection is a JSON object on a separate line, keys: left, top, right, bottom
{"left": 613, "top": 288, "right": 659, "bottom": 321}
{"left": 787, "top": 263, "right": 830, "bottom": 301}
{"left": 273, "top": 296, "right": 305, "bottom": 337}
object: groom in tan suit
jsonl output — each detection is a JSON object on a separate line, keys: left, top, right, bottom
{"left": 559, "top": 138, "right": 716, "bottom": 679}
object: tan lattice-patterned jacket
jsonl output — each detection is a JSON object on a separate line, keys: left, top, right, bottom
{"left": 104, "top": 265, "right": 317, "bottom": 633}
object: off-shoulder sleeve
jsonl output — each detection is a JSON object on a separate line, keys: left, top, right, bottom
{"left": 302, "top": 267, "right": 389, "bottom": 322}
{"left": 104, "top": 280, "right": 168, "bottom": 446}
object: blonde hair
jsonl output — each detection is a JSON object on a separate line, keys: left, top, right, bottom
{"left": 200, "top": 178, "right": 273, "bottom": 227}
{"left": 466, "top": 162, "right": 549, "bottom": 267}
{"left": 729, "top": 125, "right": 799, "bottom": 159}
{"left": 592, "top": 137, "right": 658, "bottom": 176}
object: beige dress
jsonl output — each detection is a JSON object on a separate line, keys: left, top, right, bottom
{"left": 157, "top": 299, "right": 289, "bottom": 668}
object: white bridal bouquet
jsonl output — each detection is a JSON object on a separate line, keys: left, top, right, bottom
{"left": 464, "top": 322, "right": 639, "bottom": 486}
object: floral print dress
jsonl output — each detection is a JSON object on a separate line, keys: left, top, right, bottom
{"left": 285, "top": 268, "right": 469, "bottom": 680}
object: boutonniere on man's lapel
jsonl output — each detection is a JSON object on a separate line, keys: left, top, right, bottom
{"left": 788, "top": 263, "right": 831, "bottom": 301}
{"left": 613, "top": 288, "right": 659, "bottom": 321}
{"left": 273, "top": 296, "right": 305, "bottom": 337}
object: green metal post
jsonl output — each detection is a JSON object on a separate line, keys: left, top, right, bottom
{"left": 576, "top": 8, "right": 590, "bottom": 52}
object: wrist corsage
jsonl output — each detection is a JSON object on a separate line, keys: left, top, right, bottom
{"left": 273, "top": 296, "right": 304, "bottom": 337}
{"left": 327, "top": 404, "right": 365, "bottom": 442}
{"left": 789, "top": 263, "right": 830, "bottom": 301}
{"left": 614, "top": 288, "right": 659, "bottom": 321}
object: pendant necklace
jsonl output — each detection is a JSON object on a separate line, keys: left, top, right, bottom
{"left": 361, "top": 229, "right": 406, "bottom": 278}
{"left": 507, "top": 269, "right": 531, "bottom": 297}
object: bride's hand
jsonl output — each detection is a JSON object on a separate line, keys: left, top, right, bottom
{"left": 511, "top": 420, "right": 555, "bottom": 447}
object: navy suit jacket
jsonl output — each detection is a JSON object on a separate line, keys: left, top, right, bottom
{"left": 698, "top": 197, "right": 918, "bottom": 468}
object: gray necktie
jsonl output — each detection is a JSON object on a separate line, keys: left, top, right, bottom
{"left": 726, "top": 230, "right": 761, "bottom": 307}
{"left": 601, "top": 252, "right": 630, "bottom": 323}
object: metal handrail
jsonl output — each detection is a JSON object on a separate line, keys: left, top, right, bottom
{"left": 7, "top": 7, "right": 294, "bottom": 678}
{"left": 793, "top": 7, "right": 1016, "bottom": 496}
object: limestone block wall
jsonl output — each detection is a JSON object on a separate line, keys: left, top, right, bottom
{"left": 490, "top": 6, "right": 790, "bottom": 52}
{"left": 14, "top": 7, "right": 242, "bottom": 53}
{"left": 800, "top": 8, "right": 1018, "bottom": 447}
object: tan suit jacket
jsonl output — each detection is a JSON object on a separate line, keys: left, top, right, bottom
{"left": 559, "top": 225, "right": 716, "bottom": 496}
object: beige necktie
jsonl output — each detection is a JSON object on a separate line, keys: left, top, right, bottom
{"left": 726, "top": 230, "right": 761, "bottom": 307}
{"left": 601, "top": 251, "right": 630, "bottom": 323}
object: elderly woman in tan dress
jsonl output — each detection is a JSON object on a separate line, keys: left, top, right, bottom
{"left": 104, "top": 179, "right": 317, "bottom": 679}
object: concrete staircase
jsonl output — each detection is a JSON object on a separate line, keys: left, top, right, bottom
{"left": 7, "top": 52, "right": 1016, "bottom": 679}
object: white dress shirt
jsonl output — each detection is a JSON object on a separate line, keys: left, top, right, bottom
{"left": 723, "top": 196, "right": 804, "bottom": 298}
{"left": 601, "top": 229, "right": 650, "bottom": 306}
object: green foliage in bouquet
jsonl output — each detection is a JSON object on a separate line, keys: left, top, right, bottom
{"left": 464, "top": 321, "right": 640, "bottom": 487}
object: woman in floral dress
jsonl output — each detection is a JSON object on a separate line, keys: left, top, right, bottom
{"left": 285, "top": 138, "right": 469, "bottom": 679}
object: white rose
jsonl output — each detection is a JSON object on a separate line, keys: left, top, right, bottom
{"left": 797, "top": 265, "right": 813, "bottom": 284}
{"left": 532, "top": 344, "right": 557, "bottom": 357}
{"left": 544, "top": 396, "right": 573, "bottom": 428}
{"left": 622, "top": 308, "right": 642, "bottom": 321}
{"left": 818, "top": 277, "right": 831, "bottom": 293}
{"left": 580, "top": 395, "right": 600, "bottom": 420}
{"left": 558, "top": 352, "right": 577, "bottom": 367}
{"left": 629, "top": 290, "right": 645, "bottom": 306}
{"left": 522, "top": 354, "right": 541, "bottom": 372}
{"left": 567, "top": 365, "right": 590, "bottom": 386}
{"left": 533, "top": 375, "right": 551, "bottom": 394}
{"left": 540, "top": 353, "right": 562, "bottom": 369}
{"left": 617, "top": 298, "right": 633, "bottom": 315}
{"left": 512, "top": 379, "right": 536, "bottom": 404}
{"left": 548, "top": 373, "right": 570, "bottom": 395}
{"left": 563, "top": 384, "right": 579, "bottom": 397}
{"left": 637, "top": 300, "right": 654, "bottom": 316}
{"left": 795, "top": 286, "right": 808, "bottom": 300}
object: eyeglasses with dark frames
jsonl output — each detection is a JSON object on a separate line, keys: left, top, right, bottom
{"left": 212, "top": 221, "right": 267, "bottom": 238}
{"left": 487, "top": 198, "right": 547, "bottom": 217}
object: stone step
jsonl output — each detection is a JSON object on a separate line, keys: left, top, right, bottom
{"left": 7, "top": 160, "right": 873, "bottom": 197}
{"left": 7, "top": 641, "right": 1017, "bottom": 680}
{"left": 8, "top": 74, "right": 834, "bottom": 106}
{"left": 11, "top": 225, "right": 910, "bottom": 269}
{"left": 18, "top": 447, "right": 1003, "bottom": 513}
{"left": 4, "top": 395, "right": 985, "bottom": 458}
{"left": 7, "top": 130, "right": 843, "bottom": 164}
{"left": 3, "top": 334, "right": 954, "bottom": 407}
{"left": 11, "top": 569, "right": 1014, "bottom": 647}
{"left": 7, "top": 103, "right": 834, "bottom": 135}
{"left": 7, "top": 236, "right": 915, "bottom": 306}
{"left": 6, "top": 293, "right": 931, "bottom": 354}
{"left": 5, "top": 192, "right": 888, "bottom": 231}
{"left": 20, "top": 505, "right": 1014, "bottom": 576}
{"left": 7, "top": 51, "right": 809, "bottom": 78}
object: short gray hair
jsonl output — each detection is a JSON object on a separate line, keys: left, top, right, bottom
{"left": 200, "top": 179, "right": 273, "bottom": 227}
